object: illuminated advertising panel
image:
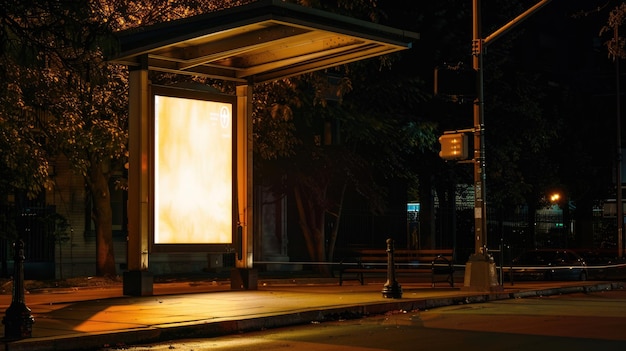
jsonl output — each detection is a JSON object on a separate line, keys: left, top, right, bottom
{"left": 152, "top": 86, "right": 236, "bottom": 250}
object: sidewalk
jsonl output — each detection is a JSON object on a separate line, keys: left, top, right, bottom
{"left": 0, "top": 277, "right": 623, "bottom": 351}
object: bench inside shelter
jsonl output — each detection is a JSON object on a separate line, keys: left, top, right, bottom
{"left": 339, "top": 249, "right": 455, "bottom": 287}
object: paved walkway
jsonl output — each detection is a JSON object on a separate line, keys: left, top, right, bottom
{"left": 0, "top": 278, "right": 622, "bottom": 351}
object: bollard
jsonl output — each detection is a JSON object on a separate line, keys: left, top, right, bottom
{"left": 3, "top": 240, "right": 34, "bottom": 340}
{"left": 381, "top": 238, "right": 402, "bottom": 298}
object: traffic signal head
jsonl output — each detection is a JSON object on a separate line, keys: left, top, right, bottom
{"left": 439, "top": 133, "right": 469, "bottom": 160}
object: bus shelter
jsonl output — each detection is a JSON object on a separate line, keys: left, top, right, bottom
{"left": 110, "top": 0, "right": 419, "bottom": 296}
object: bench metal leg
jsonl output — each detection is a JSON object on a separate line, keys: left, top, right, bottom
{"left": 431, "top": 269, "right": 455, "bottom": 288}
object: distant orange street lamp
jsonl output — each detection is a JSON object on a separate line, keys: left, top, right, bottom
{"left": 550, "top": 193, "right": 560, "bottom": 203}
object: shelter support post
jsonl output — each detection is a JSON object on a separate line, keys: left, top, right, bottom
{"left": 231, "top": 83, "right": 257, "bottom": 290}
{"left": 124, "top": 64, "right": 153, "bottom": 296}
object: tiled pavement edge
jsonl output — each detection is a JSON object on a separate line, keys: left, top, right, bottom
{"left": 0, "top": 280, "right": 623, "bottom": 351}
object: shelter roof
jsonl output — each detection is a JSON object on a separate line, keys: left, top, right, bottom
{"left": 110, "top": 0, "right": 419, "bottom": 83}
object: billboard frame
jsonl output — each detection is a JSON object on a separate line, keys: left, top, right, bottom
{"left": 150, "top": 84, "right": 237, "bottom": 253}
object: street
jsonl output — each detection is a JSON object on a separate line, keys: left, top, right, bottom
{"left": 100, "top": 289, "right": 626, "bottom": 351}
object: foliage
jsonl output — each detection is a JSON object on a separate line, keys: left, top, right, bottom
{"left": 0, "top": 1, "right": 59, "bottom": 199}
{"left": 0, "top": 0, "right": 258, "bottom": 276}
{"left": 600, "top": 2, "right": 626, "bottom": 60}
{"left": 254, "top": 50, "right": 436, "bottom": 263}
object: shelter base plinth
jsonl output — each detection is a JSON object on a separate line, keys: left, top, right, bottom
{"left": 123, "top": 270, "right": 154, "bottom": 296}
{"left": 231, "top": 268, "right": 258, "bottom": 290}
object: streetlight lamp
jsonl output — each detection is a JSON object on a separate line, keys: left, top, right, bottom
{"left": 549, "top": 191, "right": 568, "bottom": 247}
{"left": 550, "top": 193, "right": 561, "bottom": 203}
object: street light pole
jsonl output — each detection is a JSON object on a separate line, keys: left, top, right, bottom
{"left": 472, "top": 0, "right": 486, "bottom": 257}
{"left": 463, "top": 0, "right": 499, "bottom": 291}
{"left": 463, "top": 0, "right": 552, "bottom": 291}
{"left": 615, "top": 25, "right": 624, "bottom": 258}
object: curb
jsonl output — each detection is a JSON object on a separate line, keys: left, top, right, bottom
{"left": 3, "top": 282, "right": 623, "bottom": 351}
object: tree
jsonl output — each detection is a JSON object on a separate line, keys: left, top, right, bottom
{"left": 0, "top": 0, "right": 128, "bottom": 276}
{"left": 0, "top": 0, "right": 227, "bottom": 276}
{"left": 483, "top": 1, "right": 618, "bottom": 249}
{"left": 0, "top": 1, "right": 57, "bottom": 203}
{"left": 254, "top": 58, "right": 435, "bottom": 269}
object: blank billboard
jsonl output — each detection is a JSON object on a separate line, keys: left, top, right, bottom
{"left": 152, "top": 86, "right": 236, "bottom": 247}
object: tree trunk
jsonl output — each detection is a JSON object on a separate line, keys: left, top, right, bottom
{"left": 293, "top": 183, "right": 330, "bottom": 275}
{"left": 572, "top": 197, "right": 595, "bottom": 249}
{"left": 418, "top": 174, "right": 435, "bottom": 250}
{"left": 327, "top": 179, "right": 347, "bottom": 263}
{"left": 526, "top": 198, "right": 538, "bottom": 250}
{"left": 88, "top": 159, "right": 117, "bottom": 277}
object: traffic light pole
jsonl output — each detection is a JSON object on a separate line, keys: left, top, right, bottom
{"left": 472, "top": 0, "right": 486, "bottom": 258}
{"left": 615, "top": 26, "right": 624, "bottom": 258}
{"left": 463, "top": 0, "right": 498, "bottom": 291}
{"left": 464, "top": 0, "right": 552, "bottom": 291}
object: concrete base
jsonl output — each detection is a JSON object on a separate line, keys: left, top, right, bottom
{"left": 3, "top": 302, "right": 34, "bottom": 340}
{"left": 381, "top": 281, "right": 403, "bottom": 299}
{"left": 463, "top": 254, "right": 503, "bottom": 292}
{"left": 123, "top": 270, "right": 154, "bottom": 296}
{"left": 231, "top": 268, "right": 258, "bottom": 290}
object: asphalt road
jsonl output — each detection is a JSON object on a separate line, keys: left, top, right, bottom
{"left": 99, "top": 289, "right": 626, "bottom": 351}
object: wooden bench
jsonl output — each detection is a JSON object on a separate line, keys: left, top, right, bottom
{"left": 339, "top": 249, "right": 455, "bottom": 287}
